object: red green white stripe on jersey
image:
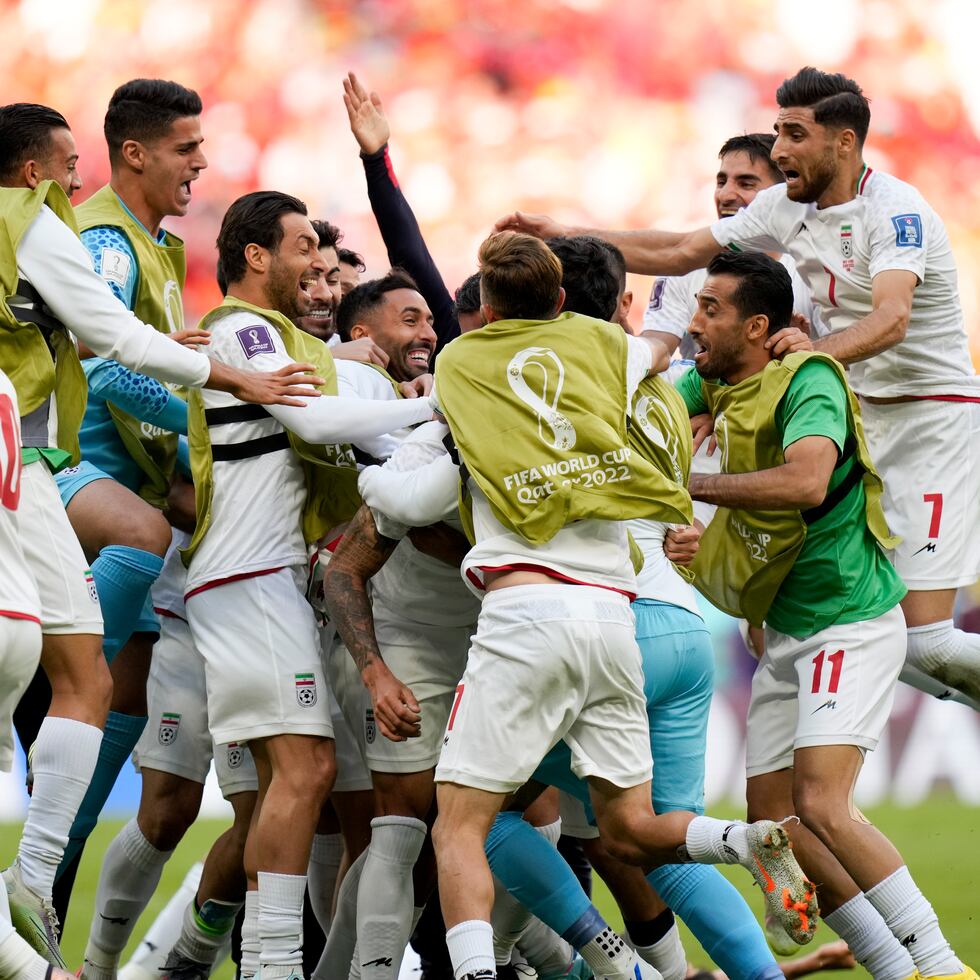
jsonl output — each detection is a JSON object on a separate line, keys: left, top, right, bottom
{"left": 295, "top": 673, "right": 315, "bottom": 688}
{"left": 160, "top": 713, "right": 180, "bottom": 729}
{"left": 84, "top": 570, "right": 94, "bottom": 586}
{"left": 856, "top": 164, "right": 873, "bottom": 194}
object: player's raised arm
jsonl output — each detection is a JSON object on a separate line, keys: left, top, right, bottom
{"left": 494, "top": 210, "right": 722, "bottom": 277}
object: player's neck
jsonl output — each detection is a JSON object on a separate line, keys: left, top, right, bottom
{"left": 815, "top": 158, "right": 866, "bottom": 209}
{"left": 226, "top": 281, "right": 273, "bottom": 312}
{"left": 722, "top": 349, "right": 768, "bottom": 386}
{"left": 109, "top": 174, "right": 164, "bottom": 238}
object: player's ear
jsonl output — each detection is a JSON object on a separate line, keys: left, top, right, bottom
{"left": 618, "top": 290, "right": 633, "bottom": 327}
{"left": 243, "top": 243, "right": 267, "bottom": 275}
{"left": 350, "top": 323, "right": 369, "bottom": 341}
{"left": 22, "top": 158, "right": 41, "bottom": 189}
{"left": 551, "top": 286, "right": 566, "bottom": 318}
{"left": 747, "top": 313, "right": 769, "bottom": 342}
{"left": 119, "top": 138, "right": 146, "bottom": 172}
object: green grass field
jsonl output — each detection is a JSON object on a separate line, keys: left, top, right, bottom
{"left": 3, "top": 797, "right": 979, "bottom": 978}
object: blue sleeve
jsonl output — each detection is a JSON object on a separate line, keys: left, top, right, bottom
{"left": 84, "top": 358, "right": 188, "bottom": 435}
{"left": 361, "top": 146, "right": 460, "bottom": 354}
{"left": 81, "top": 226, "right": 139, "bottom": 309}
{"left": 176, "top": 436, "right": 192, "bottom": 477}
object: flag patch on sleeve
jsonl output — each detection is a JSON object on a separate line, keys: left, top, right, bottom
{"left": 891, "top": 213, "right": 922, "bottom": 248}
{"left": 236, "top": 325, "right": 276, "bottom": 358}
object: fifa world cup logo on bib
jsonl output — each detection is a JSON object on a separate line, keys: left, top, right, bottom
{"left": 634, "top": 394, "right": 684, "bottom": 484}
{"left": 506, "top": 347, "right": 576, "bottom": 451}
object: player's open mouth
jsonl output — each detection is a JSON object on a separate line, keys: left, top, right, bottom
{"left": 718, "top": 207, "right": 739, "bottom": 217}
{"left": 178, "top": 180, "right": 192, "bottom": 201}
{"left": 693, "top": 342, "right": 708, "bottom": 364}
{"left": 782, "top": 169, "right": 801, "bottom": 185}
{"left": 299, "top": 277, "right": 316, "bottom": 299}
{"left": 307, "top": 308, "right": 333, "bottom": 322}
{"left": 407, "top": 347, "right": 431, "bottom": 367}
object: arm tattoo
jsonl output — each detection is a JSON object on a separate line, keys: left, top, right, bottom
{"left": 323, "top": 504, "right": 399, "bottom": 674}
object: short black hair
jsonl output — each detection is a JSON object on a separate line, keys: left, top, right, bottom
{"left": 0, "top": 103, "right": 70, "bottom": 183}
{"left": 545, "top": 235, "right": 622, "bottom": 321}
{"left": 335, "top": 269, "right": 420, "bottom": 342}
{"left": 718, "top": 133, "right": 783, "bottom": 182}
{"left": 216, "top": 190, "right": 308, "bottom": 294}
{"left": 337, "top": 247, "right": 366, "bottom": 273}
{"left": 104, "top": 78, "right": 202, "bottom": 163}
{"left": 705, "top": 251, "right": 793, "bottom": 336}
{"left": 453, "top": 272, "right": 481, "bottom": 316}
{"left": 776, "top": 67, "right": 870, "bottom": 146}
{"left": 311, "top": 219, "right": 342, "bottom": 252}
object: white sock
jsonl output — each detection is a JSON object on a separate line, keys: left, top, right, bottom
{"left": 446, "top": 919, "right": 496, "bottom": 979}
{"left": 579, "top": 927, "right": 649, "bottom": 980}
{"left": 308, "top": 833, "right": 343, "bottom": 932}
{"left": 118, "top": 861, "right": 202, "bottom": 979}
{"left": 356, "top": 815, "right": 427, "bottom": 980}
{"left": 240, "top": 889, "right": 260, "bottom": 980}
{"left": 83, "top": 817, "right": 173, "bottom": 971}
{"left": 491, "top": 873, "right": 533, "bottom": 966}
{"left": 681, "top": 815, "right": 749, "bottom": 865}
{"left": 534, "top": 818, "right": 562, "bottom": 846}
{"left": 907, "top": 621, "right": 980, "bottom": 701}
{"left": 824, "top": 893, "right": 915, "bottom": 980}
{"left": 257, "top": 871, "right": 307, "bottom": 978}
{"left": 171, "top": 895, "right": 242, "bottom": 965}
{"left": 866, "top": 867, "right": 962, "bottom": 977}
{"left": 18, "top": 716, "right": 103, "bottom": 898}
{"left": 899, "top": 661, "right": 980, "bottom": 710}
{"left": 515, "top": 917, "right": 575, "bottom": 976}
{"left": 313, "top": 848, "right": 368, "bottom": 980}
{"left": 631, "top": 923, "right": 686, "bottom": 980}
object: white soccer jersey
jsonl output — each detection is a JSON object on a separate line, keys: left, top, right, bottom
{"left": 334, "top": 360, "right": 407, "bottom": 463}
{"left": 0, "top": 371, "right": 40, "bottom": 622}
{"left": 643, "top": 256, "right": 826, "bottom": 359}
{"left": 185, "top": 310, "right": 433, "bottom": 594}
{"left": 629, "top": 519, "right": 702, "bottom": 617}
{"left": 369, "top": 337, "right": 655, "bottom": 598}
{"left": 367, "top": 422, "right": 480, "bottom": 631}
{"left": 710, "top": 171, "right": 979, "bottom": 398}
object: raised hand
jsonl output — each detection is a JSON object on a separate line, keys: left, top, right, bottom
{"left": 765, "top": 326, "right": 813, "bottom": 358}
{"left": 492, "top": 210, "right": 568, "bottom": 240}
{"left": 332, "top": 336, "right": 390, "bottom": 367}
{"left": 169, "top": 326, "right": 211, "bottom": 350}
{"left": 343, "top": 71, "right": 390, "bottom": 156}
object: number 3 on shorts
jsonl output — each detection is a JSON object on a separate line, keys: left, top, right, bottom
{"left": 811, "top": 649, "right": 845, "bottom": 694}
{"left": 923, "top": 492, "right": 943, "bottom": 539}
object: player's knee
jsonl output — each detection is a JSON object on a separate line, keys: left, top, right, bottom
{"left": 109, "top": 506, "right": 172, "bottom": 556}
{"left": 137, "top": 778, "right": 203, "bottom": 849}
{"left": 793, "top": 779, "right": 847, "bottom": 839}
{"left": 278, "top": 754, "right": 335, "bottom": 806}
{"left": 598, "top": 812, "right": 650, "bottom": 867}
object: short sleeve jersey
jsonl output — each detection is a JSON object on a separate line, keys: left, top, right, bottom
{"left": 675, "top": 361, "right": 905, "bottom": 637}
{"left": 710, "top": 173, "right": 979, "bottom": 399}
{"left": 643, "top": 255, "right": 826, "bottom": 359}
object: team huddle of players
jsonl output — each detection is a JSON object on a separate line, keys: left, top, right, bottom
{"left": 0, "top": 63, "right": 978, "bottom": 980}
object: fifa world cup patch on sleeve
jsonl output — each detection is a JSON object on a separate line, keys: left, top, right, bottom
{"left": 891, "top": 214, "right": 922, "bottom": 248}
{"left": 99, "top": 247, "right": 132, "bottom": 288}
{"left": 236, "top": 324, "right": 277, "bottom": 358}
{"left": 648, "top": 279, "right": 666, "bottom": 311}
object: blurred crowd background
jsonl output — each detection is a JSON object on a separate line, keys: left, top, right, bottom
{"left": 2, "top": 0, "right": 979, "bottom": 814}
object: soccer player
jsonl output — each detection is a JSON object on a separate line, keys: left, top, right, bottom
{"left": 400, "top": 232, "right": 815, "bottom": 980}
{"left": 43, "top": 78, "right": 210, "bottom": 907}
{"left": 181, "top": 190, "right": 435, "bottom": 980}
{"left": 642, "top": 132, "right": 823, "bottom": 360}
{"left": 338, "top": 247, "right": 366, "bottom": 298}
{"left": 0, "top": 102, "right": 312, "bottom": 967}
{"left": 496, "top": 66, "right": 980, "bottom": 707}
{"left": 677, "top": 249, "right": 972, "bottom": 980}
{"left": 0, "top": 368, "right": 71, "bottom": 980}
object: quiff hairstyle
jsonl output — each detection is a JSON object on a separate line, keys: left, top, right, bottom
{"left": 478, "top": 232, "right": 563, "bottom": 322}
{"left": 776, "top": 67, "right": 870, "bottom": 146}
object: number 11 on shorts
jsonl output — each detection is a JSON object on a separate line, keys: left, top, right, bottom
{"left": 811, "top": 649, "right": 845, "bottom": 694}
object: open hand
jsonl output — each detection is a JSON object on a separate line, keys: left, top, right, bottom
{"left": 492, "top": 210, "right": 567, "bottom": 240}
{"left": 170, "top": 327, "right": 211, "bottom": 350}
{"left": 214, "top": 361, "right": 324, "bottom": 406}
{"left": 332, "top": 337, "right": 390, "bottom": 367}
{"left": 344, "top": 71, "right": 391, "bottom": 156}
{"left": 765, "top": 326, "right": 813, "bottom": 358}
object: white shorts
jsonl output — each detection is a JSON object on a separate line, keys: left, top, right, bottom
{"left": 861, "top": 398, "right": 980, "bottom": 590}
{"left": 320, "top": 630, "right": 373, "bottom": 794}
{"left": 558, "top": 790, "right": 599, "bottom": 841}
{"left": 435, "top": 584, "right": 652, "bottom": 795}
{"left": 746, "top": 604, "right": 907, "bottom": 777}
{"left": 186, "top": 567, "right": 333, "bottom": 745}
{"left": 19, "top": 461, "right": 103, "bottom": 634}
{"left": 331, "top": 620, "right": 471, "bottom": 774}
{"left": 133, "top": 612, "right": 257, "bottom": 798}
{"left": 0, "top": 616, "right": 43, "bottom": 772}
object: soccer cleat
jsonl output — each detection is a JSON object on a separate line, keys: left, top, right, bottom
{"left": 159, "top": 950, "right": 212, "bottom": 980}
{"left": 744, "top": 820, "right": 818, "bottom": 946}
{"left": 764, "top": 911, "right": 802, "bottom": 957}
{"left": 926, "top": 969, "right": 980, "bottom": 980}
{"left": 1, "top": 860, "right": 68, "bottom": 968}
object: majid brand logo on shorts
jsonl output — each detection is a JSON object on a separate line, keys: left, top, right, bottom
{"left": 294, "top": 673, "right": 317, "bottom": 706}
{"left": 506, "top": 347, "right": 576, "bottom": 451}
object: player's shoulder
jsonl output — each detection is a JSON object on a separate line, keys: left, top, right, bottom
{"left": 335, "top": 359, "right": 396, "bottom": 399}
{"left": 863, "top": 170, "right": 935, "bottom": 218}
